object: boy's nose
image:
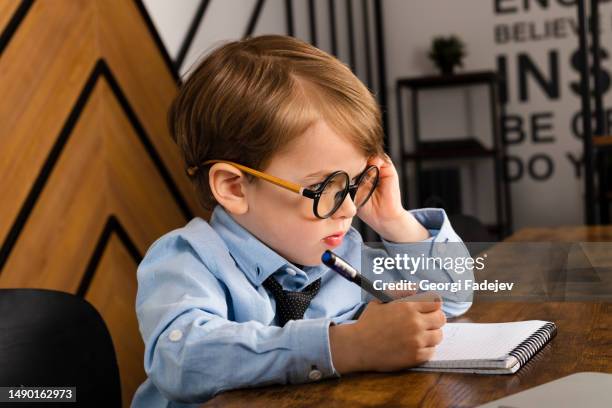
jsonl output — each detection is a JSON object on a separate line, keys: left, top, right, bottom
{"left": 332, "top": 193, "right": 357, "bottom": 219}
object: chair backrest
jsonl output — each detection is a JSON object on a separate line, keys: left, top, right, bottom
{"left": 0, "top": 289, "right": 122, "bottom": 407}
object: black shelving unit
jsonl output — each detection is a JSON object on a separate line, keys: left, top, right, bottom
{"left": 395, "top": 70, "right": 512, "bottom": 239}
{"left": 577, "top": 0, "right": 610, "bottom": 225}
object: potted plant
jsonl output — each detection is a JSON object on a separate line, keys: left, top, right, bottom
{"left": 428, "top": 35, "right": 466, "bottom": 75}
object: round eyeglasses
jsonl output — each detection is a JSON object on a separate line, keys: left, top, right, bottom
{"left": 195, "top": 160, "right": 379, "bottom": 219}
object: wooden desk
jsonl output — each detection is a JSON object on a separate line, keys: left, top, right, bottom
{"left": 505, "top": 225, "right": 612, "bottom": 242}
{"left": 204, "top": 302, "right": 611, "bottom": 407}
{"left": 204, "top": 227, "right": 612, "bottom": 407}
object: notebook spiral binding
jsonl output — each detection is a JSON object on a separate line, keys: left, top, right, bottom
{"left": 508, "top": 322, "right": 557, "bottom": 366}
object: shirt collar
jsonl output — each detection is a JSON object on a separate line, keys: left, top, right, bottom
{"left": 210, "top": 205, "right": 316, "bottom": 288}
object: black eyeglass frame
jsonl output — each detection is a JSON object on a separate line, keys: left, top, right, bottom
{"left": 301, "top": 165, "right": 380, "bottom": 219}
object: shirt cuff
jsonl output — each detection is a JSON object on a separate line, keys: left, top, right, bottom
{"left": 381, "top": 208, "right": 458, "bottom": 244}
{"left": 288, "top": 318, "right": 339, "bottom": 383}
{"left": 410, "top": 208, "right": 457, "bottom": 242}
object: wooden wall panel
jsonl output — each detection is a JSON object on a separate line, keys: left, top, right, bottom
{"left": 86, "top": 235, "right": 145, "bottom": 408}
{"left": 97, "top": 0, "right": 202, "bottom": 216}
{"left": 0, "top": 82, "right": 106, "bottom": 291}
{"left": 101, "top": 80, "right": 187, "bottom": 254}
{"left": 0, "top": 1, "right": 207, "bottom": 404}
{"left": 0, "top": 0, "right": 20, "bottom": 31}
{"left": 0, "top": 0, "right": 97, "bottom": 246}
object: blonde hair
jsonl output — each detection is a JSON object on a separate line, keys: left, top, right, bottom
{"left": 169, "top": 34, "right": 384, "bottom": 211}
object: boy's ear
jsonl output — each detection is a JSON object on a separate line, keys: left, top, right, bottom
{"left": 208, "top": 163, "right": 249, "bottom": 215}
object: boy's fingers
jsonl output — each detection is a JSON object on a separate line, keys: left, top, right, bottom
{"left": 416, "top": 346, "right": 436, "bottom": 363}
{"left": 400, "top": 300, "right": 440, "bottom": 314}
{"left": 412, "top": 291, "right": 442, "bottom": 303}
{"left": 391, "top": 291, "right": 435, "bottom": 302}
{"left": 394, "top": 291, "right": 442, "bottom": 307}
{"left": 423, "top": 328, "right": 444, "bottom": 347}
{"left": 421, "top": 309, "right": 447, "bottom": 329}
{"left": 389, "top": 289, "right": 418, "bottom": 300}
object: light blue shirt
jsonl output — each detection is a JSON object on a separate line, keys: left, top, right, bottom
{"left": 131, "top": 206, "right": 473, "bottom": 407}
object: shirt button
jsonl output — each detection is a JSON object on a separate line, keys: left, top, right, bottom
{"left": 285, "top": 267, "right": 296, "bottom": 276}
{"left": 308, "top": 369, "right": 322, "bottom": 381}
{"left": 169, "top": 329, "right": 183, "bottom": 342}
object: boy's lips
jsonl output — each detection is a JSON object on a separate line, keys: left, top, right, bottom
{"left": 322, "top": 231, "right": 346, "bottom": 248}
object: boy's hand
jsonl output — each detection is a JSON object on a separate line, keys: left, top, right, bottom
{"left": 357, "top": 154, "right": 429, "bottom": 242}
{"left": 329, "top": 294, "right": 446, "bottom": 373}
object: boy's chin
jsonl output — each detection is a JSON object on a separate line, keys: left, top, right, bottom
{"left": 290, "top": 252, "right": 325, "bottom": 268}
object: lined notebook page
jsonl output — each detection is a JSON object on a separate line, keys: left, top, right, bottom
{"left": 423, "top": 320, "right": 549, "bottom": 367}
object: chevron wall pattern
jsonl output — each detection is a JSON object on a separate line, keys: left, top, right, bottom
{"left": 0, "top": 0, "right": 208, "bottom": 405}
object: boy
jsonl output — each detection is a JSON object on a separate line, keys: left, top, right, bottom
{"left": 132, "top": 35, "right": 473, "bottom": 407}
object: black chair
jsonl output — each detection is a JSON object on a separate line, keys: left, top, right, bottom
{"left": 0, "top": 289, "right": 122, "bottom": 407}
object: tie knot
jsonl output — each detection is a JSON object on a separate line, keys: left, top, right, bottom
{"left": 263, "top": 275, "right": 321, "bottom": 327}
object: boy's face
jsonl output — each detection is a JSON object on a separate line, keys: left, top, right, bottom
{"left": 234, "top": 119, "right": 369, "bottom": 266}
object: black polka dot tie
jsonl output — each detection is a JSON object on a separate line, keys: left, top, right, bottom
{"left": 263, "top": 275, "right": 321, "bottom": 327}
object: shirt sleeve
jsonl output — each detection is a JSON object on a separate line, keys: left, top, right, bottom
{"left": 135, "top": 235, "right": 337, "bottom": 403}
{"left": 361, "top": 208, "right": 473, "bottom": 317}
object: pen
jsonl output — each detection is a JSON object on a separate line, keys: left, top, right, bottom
{"left": 322, "top": 250, "right": 394, "bottom": 303}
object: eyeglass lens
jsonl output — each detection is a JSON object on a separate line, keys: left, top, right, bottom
{"left": 317, "top": 173, "right": 349, "bottom": 218}
{"left": 353, "top": 166, "right": 378, "bottom": 207}
{"left": 317, "top": 167, "right": 378, "bottom": 218}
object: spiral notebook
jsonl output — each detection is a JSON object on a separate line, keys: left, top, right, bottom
{"left": 411, "top": 320, "right": 557, "bottom": 374}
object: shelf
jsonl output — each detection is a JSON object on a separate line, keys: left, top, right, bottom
{"left": 403, "top": 138, "right": 497, "bottom": 161}
{"left": 397, "top": 71, "right": 500, "bottom": 90}
{"left": 396, "top": 69, "right": 511, "bottom": 239}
